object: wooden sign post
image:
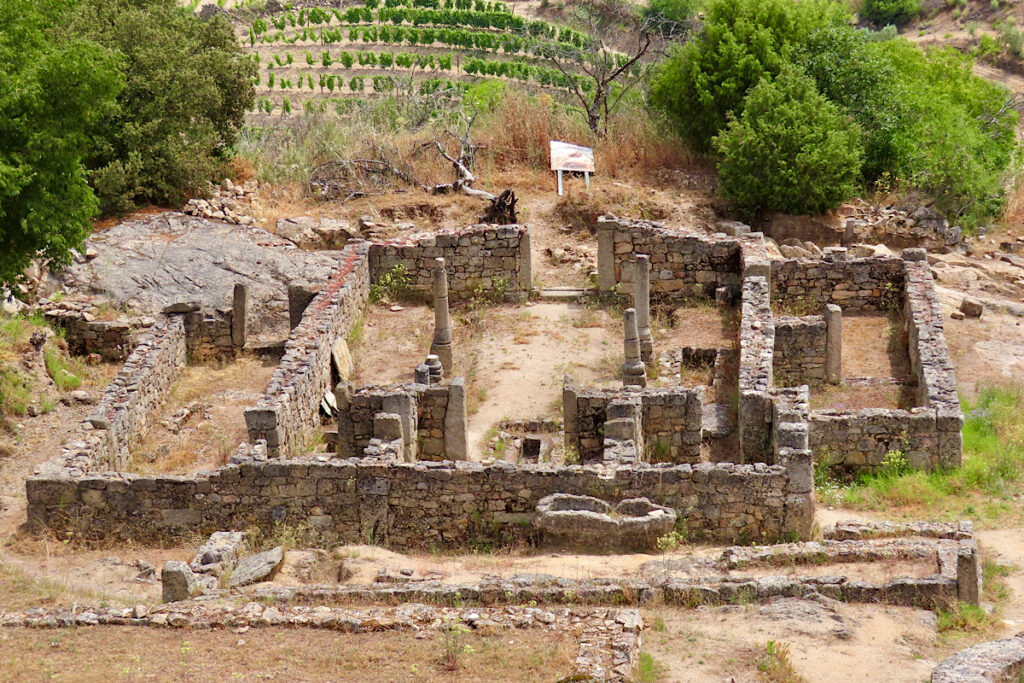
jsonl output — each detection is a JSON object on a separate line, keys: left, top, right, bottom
{"left": 550, "top": 140, "right": 595, "bottom": 196}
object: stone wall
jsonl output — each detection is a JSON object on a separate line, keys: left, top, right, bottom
{"left": 26, "top": 455, "right": 809, "bottom": 548}
{"left": 596, "top": 217, "right": 741, "bottom": 299}
{"left": 770, "top": 255, "right": 904, "bottom": 312}
{"left": 810, "top": 408, "right": 944, "bottom": 471}
{"left": 368, "top": 225, "right": 532, "bottom": 301}
{"left": 40, "top": 302, "right": 156, "bottom": 361}
{"left": 903, "top": 253, "right": 963, "bottom": 466}
{"left": 738, "top": 276, "right": 774, "bottom": 463}
{"left": 245, "top": 242, "right": 370, "bottom": 458}
{"left": 565, "top": 385, "right": 703, "bottom": 464}
{"left": 34, "top": 317, "right": 187, "bottom": 476}
{"left": 773, "top": 315, "right": 826, "bottom": 385}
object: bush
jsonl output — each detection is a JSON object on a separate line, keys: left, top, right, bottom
{"left": 712, "top": 68, "right": 862, "bottom": 216}
{"left": 649, "top": 0, "right": 848, "bottom": 151}
{"left": 861, "top": 0, "right": 918, "bottom": 26}
{"left": 63, "top": 0, "right": 257, "bottom": 214}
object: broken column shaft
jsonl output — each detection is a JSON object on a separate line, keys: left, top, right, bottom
{"left": 635, "top": 254, "right": 653, "bottom": 363}
{"left": 622, "top": 307, "right": 647, "bottom": 387}
{"left": 429, "top": 257, "right": 453, "bottom": 372}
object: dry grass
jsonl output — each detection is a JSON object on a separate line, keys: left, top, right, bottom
{"left": 130, "top": 356, "right": 275, "bottom": 474}
{"left": 0, "top": 625, "right": 577, "bottom": 682}
{"left": 662, "top": 304, "right": 739, "bottom": 350}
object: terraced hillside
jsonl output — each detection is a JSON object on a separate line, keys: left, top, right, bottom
{"left": 237, "top": 0, "right": 619, "bottom": 116}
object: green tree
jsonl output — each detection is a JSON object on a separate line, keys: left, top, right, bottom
{"left": 712, "top": 67, "right": 863, "bottom": 216}
{"left": 794, "top": 25, "right": 907, "bottom": 182}
{"left": 63, "top": 0, "right": 256, "bottom": 213}
{"left": 0, "top": 0, "right": 123, "bottom": 286}
{"left": 861, "top": 0, "right": 918, "bottom": 26}
{"left": 649, "top": 0, "right": 848, "bottom": 150}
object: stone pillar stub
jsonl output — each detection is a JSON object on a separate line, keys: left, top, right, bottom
{"left": 635, "top": 254, "right": 653, "bottom": 362}
{"left": 622, "top": 308, "right": 647, "bottom": 387}
{"left": 444, "top": 376, "right": 468, "bottom": 460}
{"left": 231, "top": 283, "right": 247, "bottom": 348}
{"left": 519, "top": 228, "right": 533, "bottom": 295}
{"left": 425, "top": 354, "right": 443, "bottom": 384}
{"left": 288, "top": 282, "right": 318, "bottom": 331}
{"left": 562, "top": 375, "right": 580, "bottom": 457}
{"left": 825, "top": 304, "right": 842, "bottom": 385}
{"left": 414, "top": 363, "right": 430, "bottom": 385}
{"left": 597, "top": 218, "right": 616, "bottom": 292}
{"left": 429, "top": 258, "right": 453, "bottom": 371}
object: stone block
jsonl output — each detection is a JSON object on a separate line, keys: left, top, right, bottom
{"left": 162, "top": 561, "right": 202, "bottom": 602}
{"left": 228, "top": 546, "right": 284, "bottom": 588}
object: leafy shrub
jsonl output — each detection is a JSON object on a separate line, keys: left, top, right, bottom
{"left": 861, "top": 0, "right": 919, "bottom": 26}
{"left": 649, "top": 0, "right": 848, "bottom": 151}
{"left": 712, "top": 68, "right": 862, "bottom": 216}
{"left": 64, "top": 0, "right": 257, "bottom": 214}
{"left": 370, "top": 264, "right": 412, "bottom": 302}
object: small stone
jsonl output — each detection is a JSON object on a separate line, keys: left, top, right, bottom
{"left": 228, "top": 546, "right": 284, "bottom": 588}
{"left": 959, "top": 297, "right": 983, "bottom": 318}
{"left": 951, "top": 310, "right": 965, "bottom": 320}
{"left": 71, "top": 390, "right": 95, "bottom": 404}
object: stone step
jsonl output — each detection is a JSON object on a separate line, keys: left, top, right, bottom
{"left": 537, "top": 288, "right": 588, "bottom": 302}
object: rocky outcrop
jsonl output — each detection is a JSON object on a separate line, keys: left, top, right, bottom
{"left": 57, "top": 213, "right": 341, "bottom": 345}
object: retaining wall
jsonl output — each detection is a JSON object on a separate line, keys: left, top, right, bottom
{"left": 368, "top": 224, "right": 532, "bottom": 300}
{"left": 244, "top": 242, "right": 370, "bottom": 458}
{"left": 738, "top": 276, "right": 774, "bottom": 463}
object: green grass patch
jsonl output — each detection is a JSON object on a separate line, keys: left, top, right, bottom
{"left": 634, "top": 651, "right": 669, "bottom": 682}
{"left": 936, "top": 602, "right": 1000, "bottom": 637}
{"left": 818, "top": 383, "right": 1024, "bottom": 525}
{"left": 43, "top": 344, "right": 81, "bottom": 391}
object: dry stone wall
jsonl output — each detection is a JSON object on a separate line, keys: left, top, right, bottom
{"left": 26, "top": 455, "right": 806, "bottom": 548}
{"left": 771, "top": 255, "right": 904, "bottom": 312}
{"left": 40, "top": 301, "right": 156, "bottom": 361}
{"left": 34, "top": 317, "right": 187, "bottom": 476}
{"left": 565, "top": 385, "right": 703, "bottom": 464}
{"left": 368, "top": 225, "right": 532, "bottom": 300}
{"left": 245, "top": 242, "right": 370, "bottom": 458}
{"left": 739, "top": 276, "right": 774, "bottom": 463}
{"left": 773, "top": 315, "right": 827, "bottom": 385}
{"left": 597, "top": 217, "right": 741, "bottom": 299}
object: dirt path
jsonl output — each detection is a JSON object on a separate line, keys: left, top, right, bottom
{"left": 465, "top": 301, "right": 620, "bottom": 455}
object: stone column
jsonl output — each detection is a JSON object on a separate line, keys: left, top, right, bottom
{"left": 621, "top": 308, "right": 647, "bottom": 387}
{"left": 825, "top": 304, "right": 842, "bottom": 384}
{"left": 231, "top": 283, "right": 247, "bottom": 348}
{"left": 634, "top": 254, "right": 653, "bottom": 362}
{"left": 429, "top": 258, "right": 453, "bottom": 371}
{"left": 562, "top": 375, "right": 580, "bottom": 457}
{"left": 597, "top": 218, "right": 616, "bottom": 292}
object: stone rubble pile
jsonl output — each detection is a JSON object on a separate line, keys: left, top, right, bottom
{"left": 184, "top": 178, "right": 260, "bottom": 226}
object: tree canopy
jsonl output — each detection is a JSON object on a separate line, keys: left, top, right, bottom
{"left": 0, "top": 0, "right": 123, "bottom": 287}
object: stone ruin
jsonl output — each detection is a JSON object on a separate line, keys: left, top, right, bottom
{"left": 23, "top": 215, "right": 962, "bottom": 556}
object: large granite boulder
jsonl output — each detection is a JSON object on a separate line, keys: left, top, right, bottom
{"left": 58, "top": 213, "right": 342, "bottom": 345}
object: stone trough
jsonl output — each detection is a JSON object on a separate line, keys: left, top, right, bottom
{"left": 534, "top": 494, "right": 677, "bottom": 552}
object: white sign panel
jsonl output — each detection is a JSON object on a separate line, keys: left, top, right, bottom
{"left": 550, "top": 140, "right": 595, "bottom": 173}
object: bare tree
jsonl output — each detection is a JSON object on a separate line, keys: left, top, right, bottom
{"left": 541, "top": 0, "right": 657, "bottom": 134}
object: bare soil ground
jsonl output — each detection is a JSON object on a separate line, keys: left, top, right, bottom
{"left": 810, "top": 313, "right": 917, "bottom": 410}
{"left": 0, "top": 625, "right": 577, "bottom": 682}
{"left": 130, "top": 355, "right": 278, "bottom": 475}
